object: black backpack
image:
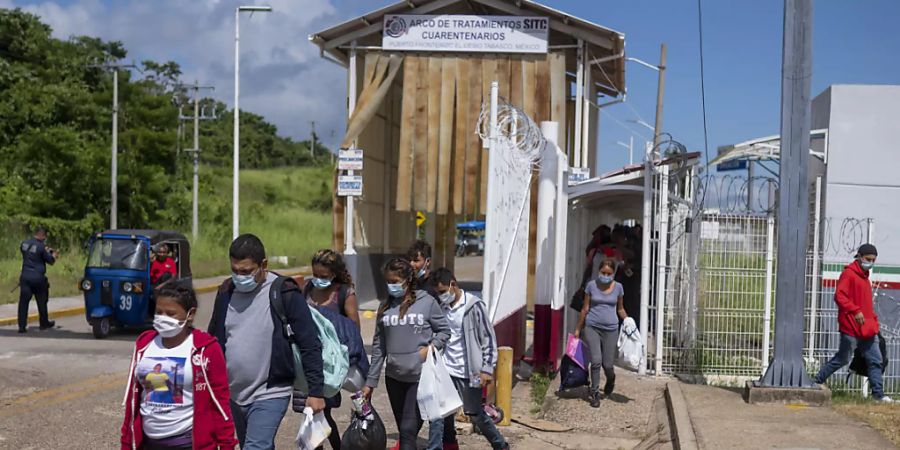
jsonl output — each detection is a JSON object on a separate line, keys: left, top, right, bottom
{"left": 847, "top": 333, "right": 888, "bottom": 379}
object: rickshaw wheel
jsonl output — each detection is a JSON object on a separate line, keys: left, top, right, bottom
{"left": 91, "top": 317, "right": 111, "bottom": 339}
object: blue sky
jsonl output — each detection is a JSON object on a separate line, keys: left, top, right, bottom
{"left": 7, "top": 0, "right": 900, "bottom": 173}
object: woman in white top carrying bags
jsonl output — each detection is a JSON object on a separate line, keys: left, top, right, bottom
{"left": 121, "top": 286, "right": 236, "bottom": 449}
{"left": 575, "top": 259, "right": 629, "bottom": 408}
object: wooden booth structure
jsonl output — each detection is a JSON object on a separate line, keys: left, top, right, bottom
{"left": 311, "top": 0, "right": 626, "bottom": 358}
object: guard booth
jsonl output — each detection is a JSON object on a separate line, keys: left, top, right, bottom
{"left": 311, "top": 0, "right": 626, "bottom": 359}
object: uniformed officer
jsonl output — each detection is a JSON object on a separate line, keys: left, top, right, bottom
{"left": 18, "top": 226, "right": 58, "bottom": 333}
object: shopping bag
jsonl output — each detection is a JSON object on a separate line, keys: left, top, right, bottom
{"left": 295, "top": 407, "right": 332, "bottom": 450}
{"left": 417, "top": 346, "right": 463, "bottom": 421}
{"left": 341, "top": 406, "right": 387, "bottom": 450}
{"left": 558, "top": 355, "right": 589, "bottom": 391}
{"left": 617, "top": 317, "right": 645, "bottom": 372}
{"left": 565, "top": 333, "right": 588, "bottom": 371}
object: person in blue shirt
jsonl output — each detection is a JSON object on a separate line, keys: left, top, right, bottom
{"left": 18, "top": 226, "right": 58, "bottom": 333}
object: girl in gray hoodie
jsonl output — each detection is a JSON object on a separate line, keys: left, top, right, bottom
{"left": 363, "top": 257, "right": 450, "bottom": 450}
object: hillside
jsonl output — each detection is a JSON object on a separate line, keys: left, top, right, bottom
{"left": 0, "top": 165, "right": 333, "bottom": 303}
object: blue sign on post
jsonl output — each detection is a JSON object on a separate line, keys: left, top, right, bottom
{"left": 717, "top": 159, "right": 748, "bottom": 172}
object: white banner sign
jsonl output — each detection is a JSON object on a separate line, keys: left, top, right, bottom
{"left": 383, "top": 14, "right": 549, "bottom": 54}
{"left": 337, "top": 175, "right": 362, "bottom": 197}
{"left": 338, "top": 149, "right": 363, "bottom": 171}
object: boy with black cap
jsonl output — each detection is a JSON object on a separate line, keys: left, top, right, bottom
{"left": 814, "top": 243, "right": 893, "bottom": 402}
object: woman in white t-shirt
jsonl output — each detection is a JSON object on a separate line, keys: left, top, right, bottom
{"left": 121, "top": 286, "right": 237, "bottom": 449}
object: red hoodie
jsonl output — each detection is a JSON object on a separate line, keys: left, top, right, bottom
{"left": 834, "top": 260, "right": 880, "bottom": 340}
{"left": 121, "top": 329, "right": 237, "bottom": 450}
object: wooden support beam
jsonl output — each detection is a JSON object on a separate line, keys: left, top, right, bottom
{"left": 426, "top": 57, "right": 442, "bottom": 211}
{"left": 465, "top": 57, "right": 483, "bottom": 216}
{"left": 452, "top": 57, "right": 470, "bottom": 215}
{"left": 437, "top": 57, "right": 456, "bottom": 214}
{"left": 396, "top": 56, "right": 418, "bottom": 211}
{"left": 413, "top": 57, "right": 429, "bottom": 210}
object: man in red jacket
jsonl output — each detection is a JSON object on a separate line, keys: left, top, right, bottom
{"left": 814, "top": 243, "right": 892, "bottom": 402}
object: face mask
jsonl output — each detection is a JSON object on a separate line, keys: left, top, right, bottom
{"left": 860, "top": 260, "right": 874, "bottom": 271}
{"left": 439, "top": 291, "right": 455, "bottom": 305}
{"left": 597, "top": 274, "right": 614, "bottom": 284}
{"left": 416, "top": 268, "right": 427, "bottom": 279}
{"left": 154, "top": 314, "right": 188, "bottom": 338}
{"left": 311, "top": 277, "right": 333, "bottom": 290}
{"left": 387, "top": 282, "right": 406, "bottom": 298}
{"left": 232, "top": 270, "right": 260, "bottom": 293}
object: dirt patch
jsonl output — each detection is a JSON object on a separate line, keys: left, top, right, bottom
{"left": 543, "top": 369, "right": 667, "bottom": 439}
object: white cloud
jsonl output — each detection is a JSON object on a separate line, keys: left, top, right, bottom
{"left": 10, "top": 0, "right": 351, "bottom": 147}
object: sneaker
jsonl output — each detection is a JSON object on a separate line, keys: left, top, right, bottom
{"left": 604, "top": 376, "right": 616, "bottom": 397}
{"left": 18, "top": 328, "right": 26, "bottom": 334}
{"left": 590, "top": 391, "right": 601, "bottom": 408}
{"left": 876, "top": 396, "right": 894, "bottom": 403}
{"left": 39, "top": 320, "right": 55, "bottom": 330}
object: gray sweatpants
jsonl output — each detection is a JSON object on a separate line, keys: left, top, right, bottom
{"left": 583, "top": 325, "right": 617, "bottom": 393}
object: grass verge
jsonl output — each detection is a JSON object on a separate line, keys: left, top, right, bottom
{"left": 832, "top": 391, "right": 900, "bottom": 446}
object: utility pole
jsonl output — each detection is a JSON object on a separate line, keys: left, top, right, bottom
{"left": 652, "top": 43, "right": 667, "bottom": 152}
{"left": 177, "top": 81, "right": 215, "bottom": 240}
{"left": 234, "top": 5, "right": 273, "bottom": 240}
{"left": 758, "top": 0, "right": 815, "bottom": 389}
{"left": 89, "top": 62, "right": 136, "bottom": 230}
{"left": 310, "top": 121, "right": 317, "bottom": 158}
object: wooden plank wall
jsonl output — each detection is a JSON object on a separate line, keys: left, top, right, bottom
{"left": 393, "top": 52, "right": 566, "bottom": 218}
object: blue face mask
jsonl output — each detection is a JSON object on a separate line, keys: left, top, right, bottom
{"left": 232, "top": 270, "right": 260, "bottom": 293}
{"left": 860, "top": 260, "right": 875, "bottom": 271}
{"left": 597, "top": 274, "right": 614, "bottom": 284}
{"left": 416, "top": 267, "right": 427, "bottom": 279}
{"left": 311, "top": 277, "right": 333, "bottom": 290}
{"left": 387, "top": 282, "right": 407, "bottom": 298}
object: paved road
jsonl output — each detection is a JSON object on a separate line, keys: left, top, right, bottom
{"left": 0, "top": 289, "right": 527, "bottom": 449}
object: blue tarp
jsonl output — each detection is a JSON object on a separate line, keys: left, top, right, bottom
{"left": 456, "top": 220, "right": 485, "bottom": 231}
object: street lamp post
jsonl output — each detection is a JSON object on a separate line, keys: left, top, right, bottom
{"left": 233, "top": 5, "right": 272, "bottom": 240}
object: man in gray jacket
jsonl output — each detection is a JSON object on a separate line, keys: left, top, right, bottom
{"left": 427, "top": 268, "right": 508, "bottom": 450}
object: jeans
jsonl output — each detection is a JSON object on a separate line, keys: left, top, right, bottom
{"left": 18, "top": 274, "right": 50, "bottom": 330}
{"left": 231, "top": 396, "right": 290, "bottom": 450}
{"left": 815, "top": 333, "right": 885, "bottom": 398}
{"left": 385, "top": 376, "right": 423, "bottom": 450}
{"left": 427, "top": 376, "right": 508, "bottom": 450}
{"left": 582, "top": 326, "right": 617, "bottom": 394}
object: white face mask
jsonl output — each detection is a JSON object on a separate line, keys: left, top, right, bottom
{"left": 439, "top": 291, "right": 455, "bottom": 305}
{"left": 154, "top": 314, "right": 188, "bottom": 338}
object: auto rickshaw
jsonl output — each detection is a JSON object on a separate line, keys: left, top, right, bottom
{"left": 455, "top": 220, "right": 485, "bottom": 257}
{"left": 79, "top": 230, "right": 192, "bottom": 338}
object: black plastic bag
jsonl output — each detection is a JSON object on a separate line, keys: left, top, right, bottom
{"left": 848, "top": 332, "right": 888, "bottom": 377}
{"left": 558, "top": 355, "right": 589, "bottom": 391}
{"left": 341, "top": 406, "right": 386, "bottom": 450}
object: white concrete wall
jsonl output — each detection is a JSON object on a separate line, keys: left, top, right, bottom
{"left": 818, "top": 85, "right": 900, "bottom": 266}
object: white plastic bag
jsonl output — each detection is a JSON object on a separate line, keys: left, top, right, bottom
{"left": 617, "top": 317, "right": 645, "bottom": 371}
{"left": 417, "top": 346, "right": 463, "bottom": 421}
{"left": 295, "top": 406, "right": 332, "bottom": 450}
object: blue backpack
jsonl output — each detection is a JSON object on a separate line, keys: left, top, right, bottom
{"left": 270, "top": 276, "right": 349, "bottom": 398}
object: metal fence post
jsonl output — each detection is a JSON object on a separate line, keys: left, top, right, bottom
{"left": 807, "top": 176, "right": 823, "bottom": 360}
{"left": 655, "top": 165, "right": 670, "bottom": 376}
{"left": 762, "top": 215, "right": 776, "bottom": 374}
